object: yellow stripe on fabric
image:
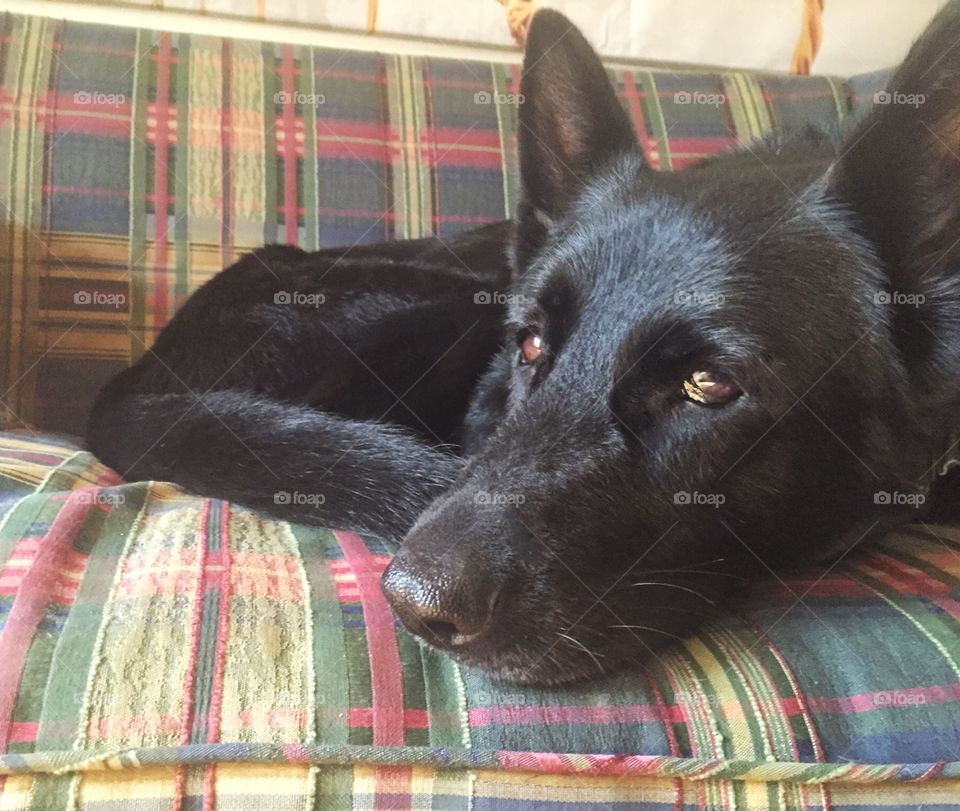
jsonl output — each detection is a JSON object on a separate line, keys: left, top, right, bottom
{"left": 492, "top": 63, "right": 520, "bottom": 218}
{"left": 78, "top": 487, "right": 206, "bottom": 749}
{"left": 712, "top": 626, "right": 797, "bottom": 762}
{"left": 0, "top": 775, "right": 36, "bottom": 809}
{"left": 6, "top": 16, "right": 58, "bottom": 428}
{"left": 187, "top": 37, "right": 225, "bottom": 228}
{"left": 722, "top": 72, "right": 774, "bottom": 143}
{"left": 386, "top": 54, "right": 432, "bottom": 239}
{"left": 75, "top": 766, "right": 179, "bottom": 803}
{"left": 219, "top": 511, "right": 314, "bottom": 743}
{"left": 823, "top": 74, "right": 850, "bottom": 123}
{"left": 472, "top": 770, "right": 683, "bottom": 803}
{"left": 215, "top": 763, "right": 314, "bottom": 795}
{"left": 229, "top": 39, "right": 269, "bottom": 247}
{"left": 684, "top": 634, "right": 759, "bottom": 761}
{"left": 661, "top": 648, "right": 723, "bottom": 758}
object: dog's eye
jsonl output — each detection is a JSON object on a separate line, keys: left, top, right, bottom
{"left": 517, "top": 328, "right": 544, "bottom": 365}
{"left": 682, "top": 370, "right": 741, "bottom": 406}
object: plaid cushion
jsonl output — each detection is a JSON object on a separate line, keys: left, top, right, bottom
{"left": 0, "top": 432, "right": 959, "bottom": 809}
{"left": 0, "top": 12, "right": 856, "bottom": 435}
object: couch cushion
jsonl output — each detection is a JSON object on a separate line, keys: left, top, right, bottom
{"left": 0, "top": 432, "right": 958, "bottom": 809}
{"left": 0, "top": 12, "right": 855, "bottom": 435}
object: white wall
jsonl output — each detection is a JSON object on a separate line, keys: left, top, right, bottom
{"left": 19, "top": 0, "right": 955, "bottom": 75}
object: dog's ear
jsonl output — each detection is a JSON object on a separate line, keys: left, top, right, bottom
{"left": 515, "top": 10, "right": 639, "bottom": 266}
{"left": 831, "top": 1, "right": 960, "bottom": 384}
{"left": 833, "top": 1, "right": 960, "bottom": 277}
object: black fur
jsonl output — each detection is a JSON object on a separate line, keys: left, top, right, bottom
{"left": 89, "top": 7, "right": 960, "bottom": 685}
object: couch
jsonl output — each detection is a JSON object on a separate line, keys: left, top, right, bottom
{"left": 1, "top": 10, "right": 958, "bottom": 809}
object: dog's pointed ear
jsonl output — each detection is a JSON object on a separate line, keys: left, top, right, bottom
{"left": 831, "top": 2, "right": 960, "bottom": 288}
{"left": 515, "top": 10, "right": 639, "bottom": 266}
{"left": 829, "top": 2, "right": 960, "bottom": 385}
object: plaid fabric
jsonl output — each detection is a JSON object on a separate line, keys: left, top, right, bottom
{"left": 1, "top": 432, "right": 959, "bottom": 809}
{"left": 0, "top": 12, "right": 856, "bottom": 435}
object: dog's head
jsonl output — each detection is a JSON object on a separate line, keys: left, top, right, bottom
{"left": 383, "top": 7, "right": 960, "bottom": 684}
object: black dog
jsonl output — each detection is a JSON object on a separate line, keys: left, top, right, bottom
{"left": 89, "top": 7, "right": 960, "bottom": 685}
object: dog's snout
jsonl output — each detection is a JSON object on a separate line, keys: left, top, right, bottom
{"left": 382, "top": 554, "right": 499, "bottom": 647}
{"left": 382, "top": 492, "right": 530, "bottom": 650}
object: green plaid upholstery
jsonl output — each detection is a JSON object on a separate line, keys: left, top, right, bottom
{"left": 3, "top": 10, "right": 958, "bottom": 811}
{"left": 2, "top": 435, "right": 960, "bottom": 809}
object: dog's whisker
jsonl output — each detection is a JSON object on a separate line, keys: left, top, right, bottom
{"left": 640, "top": 568, "right": 746, "bottom": 580}
{"left": 628, "top": 581, "right": 716, "bottom": 604}
{"left": 557, "top": 632, "right": 606, "bottom": 674}
{"left": 608, "top": 624, "right": 686, "bottom": 641}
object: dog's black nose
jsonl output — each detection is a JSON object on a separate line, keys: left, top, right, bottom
{"left": 382, "top": 553, "right": 499, "bottom": 647}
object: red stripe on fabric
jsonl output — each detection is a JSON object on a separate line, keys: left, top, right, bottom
{"left": 204, "top": 503, "right": 233, "bottom": 808}
{"left": 0, "top": 491, "right": 95, "bottom": 752}
{"left": 621, "top": 71, "right": 650, "bottom": 153}
{"left": 802, "top": 683, "right": 960, "bottom": 714}
{"left": 421, "top": 147, "right": 503, "bottom": 169}
{"left": 280, "top": 45, "right": 299, "bottom": 244}
{"left": 870, "top": 553, "right": 952, "bottom": 595}
{"left": 8, "top": 722, "right": 38, "bottom": 744}
{"left": 336, "top": 531, "right": 405, "bottom": 745}
{"left": 46, "top": 111, "right": 131, "bottom": 138}
{"left": 348, "top": 708, "right": 429, "bottom": 728}
{"left": 338, "top": 532, "right": 411, "bottom": 809}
